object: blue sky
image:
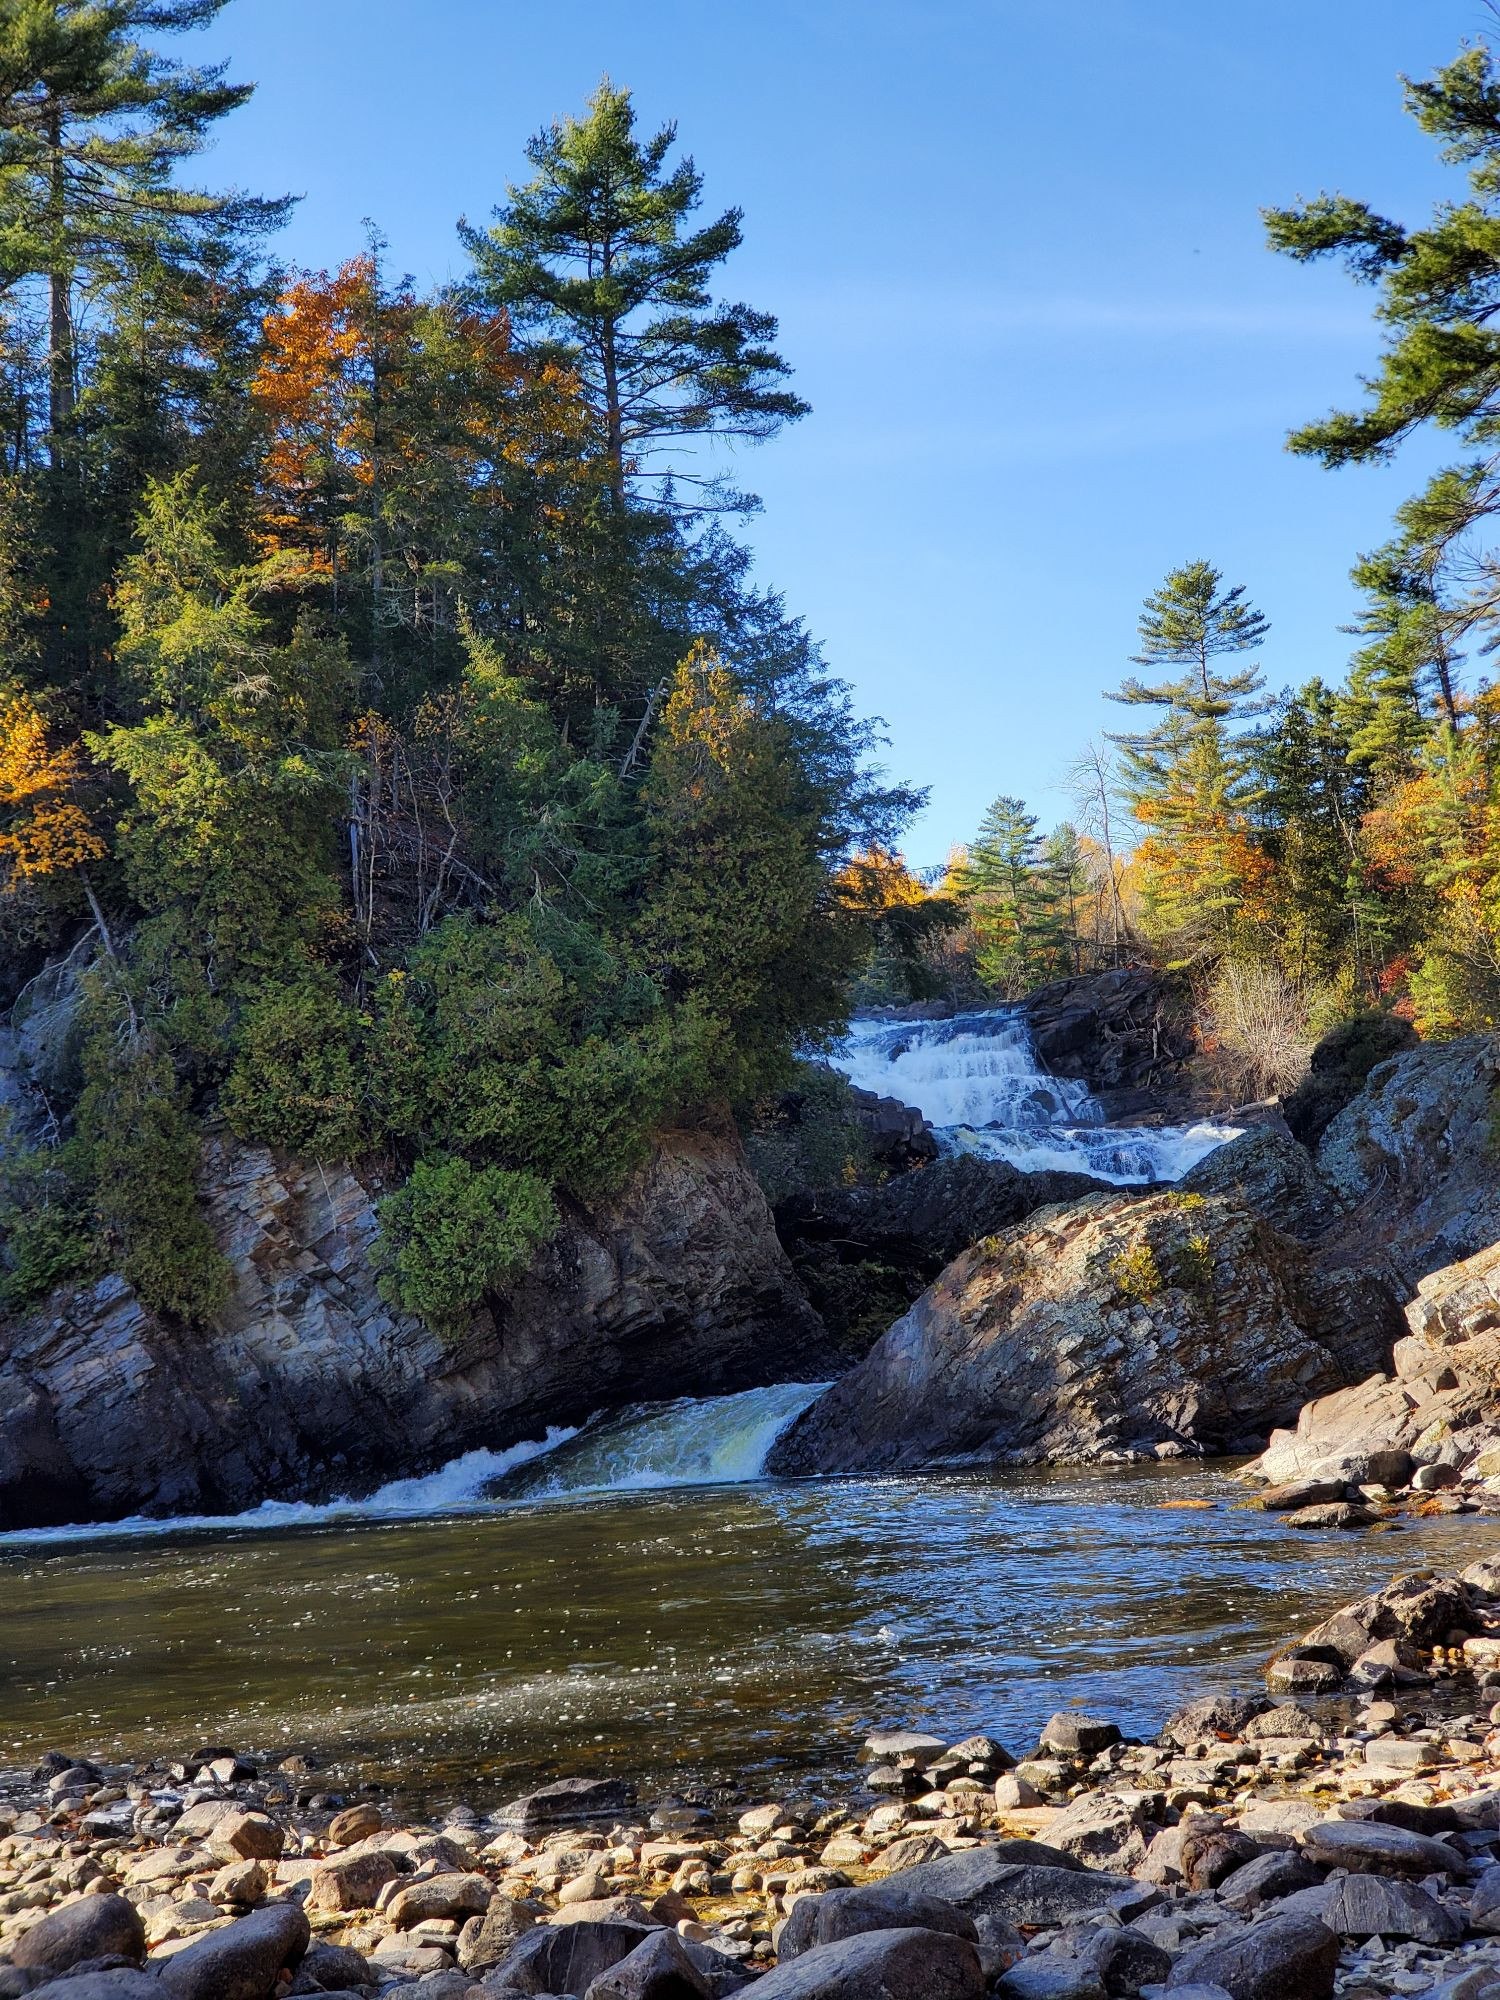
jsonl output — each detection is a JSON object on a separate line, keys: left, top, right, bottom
{"left": 196, "top": 0, "right": 1479, "bottom": 867}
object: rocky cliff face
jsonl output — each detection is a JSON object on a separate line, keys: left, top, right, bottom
{"left": 0, "top": 1127, "right": 831, "bottom": 1529}
{"left": 768, "top": 1186, "right": 1400, "bottom": 1476}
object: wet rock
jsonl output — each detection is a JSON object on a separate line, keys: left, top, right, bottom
{"left": 10, "top": 1897, "right": 145, "bottom": 1974}
{"left": 583, "top": 1926, "right": 713, "bottom": 2000}
{"left": 1284, "top": 1501, "right": 1374, "bottom": 1530}
{"left": 745, "top": 1925, "right": 984, "bottom": 1999}
{"left": 157, "top": 1902, "right": 310, "bottom": 2000}
{"left": 861, "top": 1731, "right": 947, "bottom": 1767}
{"left": 494, "top": 1777, "right": 637, "bottom": 1830}
{"left": 1264, "top": 1656, "right": 1341, "bottom": 1697}
{"left": 1164, "top": 1912, "right": 1338, "bottom": 2000}
{"left": 1041, "top": 1714, "right": 1122, "bottom": 1757}
{"left": 1252, "top": 1478, "right": 1348, "bottom": 1511}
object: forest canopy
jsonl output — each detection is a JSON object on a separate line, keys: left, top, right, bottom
{"left": 0, "top": 42, "right": 919, "bottom": 1325}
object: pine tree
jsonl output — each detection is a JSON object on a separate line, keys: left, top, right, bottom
{"left": 1106, "top": 561, "right": 1270, "bottom": 956}
{"left": 950, "top": 794, "right": 1054, "bottom": 991}
{"left": 0, "top": 0, "right": 287, "bottom": 700}
{"left": 461, "top": 79, "right": 806, "bottom": 512}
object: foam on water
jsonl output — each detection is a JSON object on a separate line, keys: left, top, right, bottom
{"left": 833, "top": 1008, "right": 1238, "bottom": 1183}
{"left": 0, "top": 1428, "right": 578, "bottom": 1546}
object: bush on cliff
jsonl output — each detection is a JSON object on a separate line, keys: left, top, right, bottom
{"left": 373, "top": 1156, "right": 559, "bottom": 1330}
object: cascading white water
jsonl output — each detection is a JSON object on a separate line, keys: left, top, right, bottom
{"left": 1, "top": 1386, "right": 828, "bottom": 1544}
{"left": 834, "top": 1009, "right": 1238, "bottom": 1184}
{"left": 492, "top": 1382, "right": 827, "bottom": 1501}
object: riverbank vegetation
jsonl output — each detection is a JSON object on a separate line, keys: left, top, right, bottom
{"left": 0, "top": 14, "right": 920, "bottom": 1322}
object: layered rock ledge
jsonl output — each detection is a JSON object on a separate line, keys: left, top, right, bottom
{"left": 0, "top": 1128, "right": 831, "bottom": 1529}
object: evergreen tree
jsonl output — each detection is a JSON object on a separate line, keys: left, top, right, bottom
{"left": 1106, "top": 561, "right": 1270, "bottom": 955}
{"left": 461, "top": 79, "right": 806, "bottom": 512}
{"left": 951, "top": 794, "right": 1053, "bottom": 991}
{"left": 0, "top": 0, "right": 287, "bottom": 700}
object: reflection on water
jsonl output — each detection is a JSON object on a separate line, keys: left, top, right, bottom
{"left": 1, "top": 1464, "right": 1495, "bottom": 1810}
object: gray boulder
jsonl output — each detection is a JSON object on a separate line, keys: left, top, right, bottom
{"left": 25, "top": 1978, "right": 160, "bottom": 2000}
{"left": 745, "top": 1926, "right": 984, "bottom": 1999}
{"left": 10, "top": 1898, "right": 144, "bottom": 1975}
{"left": 488, "top": 1919, "right": 656, "bottom": 1996}
{"left": 1165, "top": 1913, "right": 1339, "bottom": 2000}
{"left": 770, "top": 1186, "right": 1384, "bottom": 1475}
{"left": 1321, "top": 1872, "right": 1461, "bottom": 1943}
{"left": 584, "top": 1927, "right": 713, "bottom": 2000}
{"left": 157, "top": 1903, "right": 310, "bottom": 2000}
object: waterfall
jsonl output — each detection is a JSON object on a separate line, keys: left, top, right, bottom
{"left": 1, "top": 1387, "right": 828, "bottom": 1544}
{"left": 491, "top": 1383, "right": 827, "bottom": 1501}
{"left": 834, "top": 1009, "right": 1238, "bottom": 1184}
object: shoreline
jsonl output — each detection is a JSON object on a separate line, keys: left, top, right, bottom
{"left": 5, "top": 1565, "right": 1500, "bottom": 1996}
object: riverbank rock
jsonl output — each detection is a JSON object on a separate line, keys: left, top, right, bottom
{"left": 769, "top": 1187, "right": 1396, "bottom": 1475}
{"left": 1247, "top": 1233, "right": 1500, "bottom": 1490}
{"left": 775, "top": 1155, "right": 1116, "bottom": 1354}
{"left": 1313, "top": 1034, "right": 1500, "bottom": 1289}
{"left": 0, "top": 1125, "right": 832, "bottom": 1528}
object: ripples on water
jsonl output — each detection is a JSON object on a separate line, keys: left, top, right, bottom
{"left": 2, "top": 1453, "right": 1496, "bottom": 1811}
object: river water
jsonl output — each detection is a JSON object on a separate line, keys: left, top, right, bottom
{"left": 0, "top": 1012, "right": 1467, "bottom": 1812}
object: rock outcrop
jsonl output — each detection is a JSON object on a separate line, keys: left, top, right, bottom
{"left": 1020, "top": 966, "right": 1195, "bottom": 1116}
{"left": 0, "top": 1126, "right": 832, "bottom": 1528}
{"left": 768, "top": 1186, "right": 1400, "bottom": 1476}
{"left": 1312, "top": 1033, "right": 1500, "bottom": 1289}
{"left": 1248, "top": 1234, "right": 1500, "bottom": 1489}
{"left": 774, "top": 1155, "right": 1115, "bottom": 1353}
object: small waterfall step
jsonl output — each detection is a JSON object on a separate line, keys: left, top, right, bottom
{"left": 833, "top": 1009, "right": 1237, "bottom": 1185}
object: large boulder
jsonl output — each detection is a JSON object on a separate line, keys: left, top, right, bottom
{"left": 1283, "top": 1012, "right": 1419, "bottom": 1149}
{"left": 0, "top": 1125, "right": 833, "bottom": 1527}
{"left": 10, "top": 1896, "right": 145, "bottom": 1974}
{"left": 746, "top": 1927, "right": 984, "bottom": 2000}
{"left": 770, "top": 1187, "right": 1394, "bottom": 1475}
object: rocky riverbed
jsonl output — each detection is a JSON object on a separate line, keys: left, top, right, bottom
{"left": 13, "top": 1562, "right": 1500, "bottom": 1999}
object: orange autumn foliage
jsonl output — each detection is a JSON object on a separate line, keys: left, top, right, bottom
{"left": 0, "top": 691, "right": 106, "bottom": 889}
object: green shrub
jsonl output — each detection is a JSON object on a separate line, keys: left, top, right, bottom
{"left": 1110, "top": 1242, "right": 1164, "bottom": 1304}
{"left": 222, "top": 975, "right": 369, "bottom": 1160}
{"left": 75, "top": 1020, "right": 230, "bottom": 1324}
{"left": 0, "top": 1141, "right": 98, "bottom": 1311}
{"left": 1168, "top": 1232, "right": 1215, "bottom": 1296}
{"left": 374, "top": 1154, "right": 559, "bottom": 1331}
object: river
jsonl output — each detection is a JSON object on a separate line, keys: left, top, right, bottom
{"left": 0, "top": 1011, "right": 1465, "bottom": 1813}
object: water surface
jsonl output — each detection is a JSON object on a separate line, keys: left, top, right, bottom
{"left": 2, "top": 1445, "right": 1492, "bottom": 1811}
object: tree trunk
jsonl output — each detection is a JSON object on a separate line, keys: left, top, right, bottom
{"left": 46, "top": 101, "right": 74, "bottom": 472}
